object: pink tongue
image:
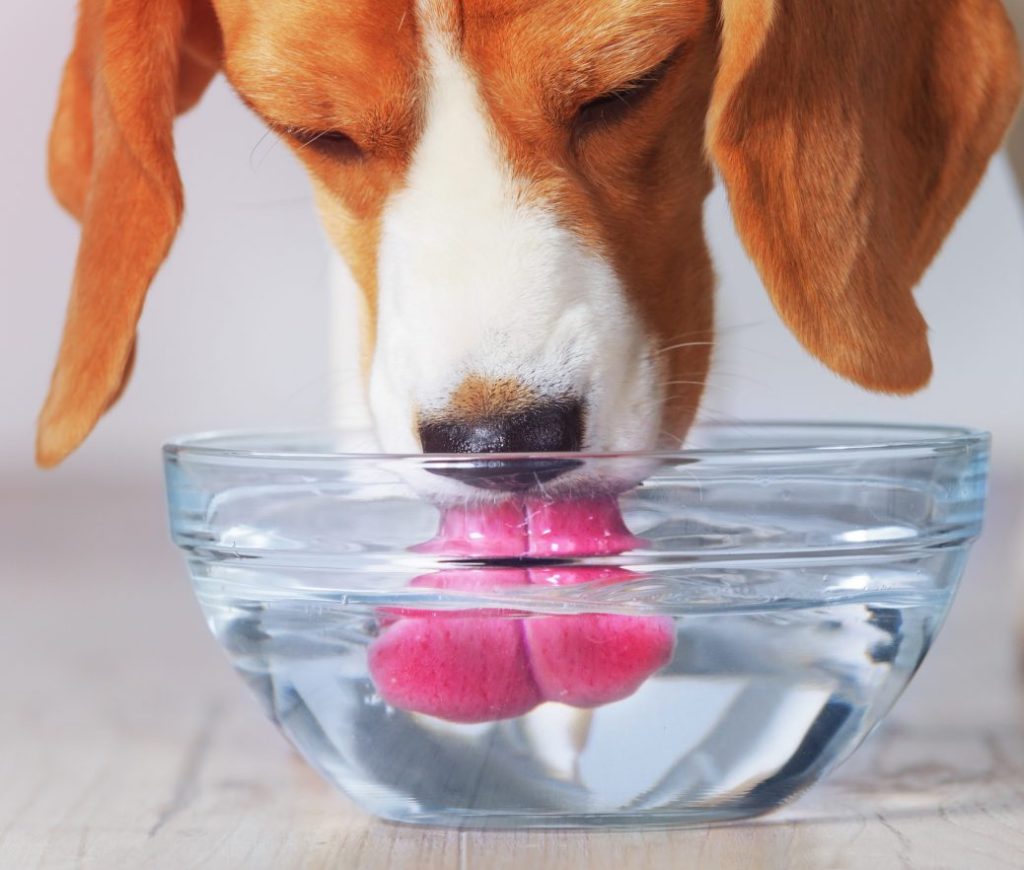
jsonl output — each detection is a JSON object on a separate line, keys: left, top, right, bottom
{"left": 524, "top": 567, "right": 675, "bottom": 709}
{"left": 368, "top": 571, "right": 542, "bottom": 723}
{"left": 369, "top": 498, "right": 674, "bottom": 723}
{"left": 415, "top": 497, "right": 641, "bottom": 558}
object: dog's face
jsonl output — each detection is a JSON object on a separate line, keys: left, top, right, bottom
{"left": 36, "top": 0, "right": 1022, "bottom": 466}
{"left": 221, "top": 0, "right": 718, "bottom": 454}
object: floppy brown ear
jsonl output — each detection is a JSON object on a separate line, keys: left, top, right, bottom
{"left": 708, "top": 0, "right": 1022, "bottom": 394}
{"left": 37, "top": 0, "right": 221, "bottom": 467}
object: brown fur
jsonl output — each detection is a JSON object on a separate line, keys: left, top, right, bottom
{"left": 37, "top": 0, "right": 1023, "bottom": 466}
{"left": 220, "top": 0, "right": 424, "bottom": 384}
{"left": 39, "top": 0, "right": 221, "bottom": 467}
{"left": 458, "top": 0, "right": 717, "bottom": 436}
{"left": 446, "top": 376, "right": 540, "bottom": 421}
{"left": 709, "top": 0, "right": 1023, "bottom": 393}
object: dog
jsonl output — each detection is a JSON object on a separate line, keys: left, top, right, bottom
{"left": 36, "top": 0, "right": 1022, "bottom": 468}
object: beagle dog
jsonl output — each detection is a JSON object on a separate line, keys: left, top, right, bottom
{"left": 37, "top": 0, "right": 1022, "bottom": 467}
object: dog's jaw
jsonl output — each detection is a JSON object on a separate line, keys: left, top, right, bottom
{"left": 367, "top": 21, "right": 663, "bottom": 455}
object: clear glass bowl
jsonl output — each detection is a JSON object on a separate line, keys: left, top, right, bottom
{"left": 164, "top": 423, "right": 989, "bottom": 829}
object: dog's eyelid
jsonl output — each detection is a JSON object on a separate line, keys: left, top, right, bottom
{"left": 573, "top": 45, "right": 685, "bottom": 132}
{"left": 283, "top": 126, "right": 365, "bottom": 160}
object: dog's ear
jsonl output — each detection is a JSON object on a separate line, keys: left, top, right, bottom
{"left": 37, "top": 0, "right": 221, "bottom": 467}
{"left": 708, "top": 0, "right": 1022, "bottom": 393}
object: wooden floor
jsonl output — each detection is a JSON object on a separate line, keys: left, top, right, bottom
{"left": 2, "top": 474, "right": 1023, "bottom": 869}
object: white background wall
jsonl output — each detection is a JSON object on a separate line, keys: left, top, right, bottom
{"left": 2, "top": 0, "right": 1022, "bottom": 489}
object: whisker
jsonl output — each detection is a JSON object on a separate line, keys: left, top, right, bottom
{"left": 652, "top": 325, "right": 714, "bottom": 342}
{"left": 651, "top": 320, "right": 773, "bottom": 361}
{"left": 694, "top": 406, "right": 746, "bottom": 424}
{"left": 652, "top": 341, "right": 716, "bottom": 357}
{"left": 297, "top": 128, "right": 333, "bottom": 153}
{"left": 652, "top": 329, "right": 715, "bottom": 347}
{"left": 248, "top": 129, "right": 275, "bottom": 171}
{"left": 658, "top": 429, "right": 686, "bottom": 448}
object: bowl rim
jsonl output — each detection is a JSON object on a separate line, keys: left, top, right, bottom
{"left": 163, "top": 421, "right": 990, "bottom": 464}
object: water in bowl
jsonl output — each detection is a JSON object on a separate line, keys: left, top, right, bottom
{"left": 192, "top": 556, "right": 960, "bottom": 828}
{"left": 167, "top": 424, "right": 987, "bottom": 827}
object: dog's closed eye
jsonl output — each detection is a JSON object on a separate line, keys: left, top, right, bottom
{"left": 574, "top": 49, "right": 683, "bottom": 134}
{"left": 286, "top": 127, "right": 364, "bottom": 161}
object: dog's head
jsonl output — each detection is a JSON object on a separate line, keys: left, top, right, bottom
{"left": 37, "top": 0, "right": 1021, "bottom": 466}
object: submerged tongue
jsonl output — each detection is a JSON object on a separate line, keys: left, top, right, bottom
{"left": 524, "top": 566, "right": 675, "bottom": 709}
{"left": 369, "top": 496, "right": 674, "bottom": 724}
{"left": 368, "top": 571, "right": 542, "bottom": 723}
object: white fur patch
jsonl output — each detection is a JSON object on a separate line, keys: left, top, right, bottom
{"left": 367, "top": 11, "right": 661, "bottom": 454}
{"left": 326, "top": 247, "right": 379, "bottom": 451}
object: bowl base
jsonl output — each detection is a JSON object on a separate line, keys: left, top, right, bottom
{"left": 362, "top": 804, "right": 779, "bottom": 831}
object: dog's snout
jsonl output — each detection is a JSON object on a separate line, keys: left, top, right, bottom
{"left": 419, "top": 400, "right": 584, "bottom": 491}
{"left": 419, "top": 400, "right": 584, "bottom": 454}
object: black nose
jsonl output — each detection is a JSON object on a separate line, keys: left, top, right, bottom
{"left": 419, "top": 400, "right": 584, "bottom": 491}
{"left": 420, "top": 401, "right": 584, "bottom": 454}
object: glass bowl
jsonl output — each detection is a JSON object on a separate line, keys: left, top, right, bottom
{"left": 163, "top": 423, "right": 988, "bottom": 829}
